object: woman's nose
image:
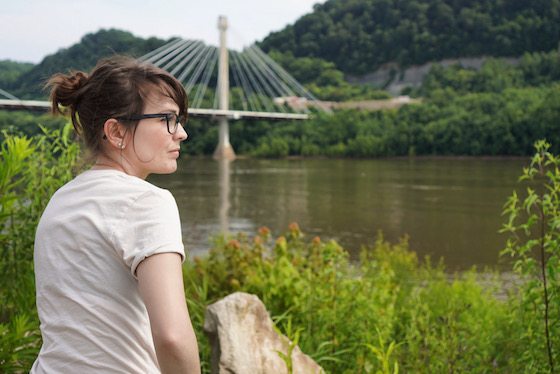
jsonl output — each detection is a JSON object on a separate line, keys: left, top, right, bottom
{"left": 175, "top": 123, "right": 188, "bottom": 141}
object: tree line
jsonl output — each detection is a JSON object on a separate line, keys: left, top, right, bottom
{"left": 180, "top": 47, "right": 560, "bottom": 157}
{"left": 3, "top": 49, "right": 560, "bottom": 158}
{"left": 258, "top": 0, "right": 560, "bottom": 75}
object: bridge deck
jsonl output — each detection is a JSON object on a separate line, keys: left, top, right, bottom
{"left": 0, "top": 99, "right": 309, "bottom": 120}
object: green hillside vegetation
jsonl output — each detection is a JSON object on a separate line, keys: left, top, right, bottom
{"left": 0, "top": 60, "right": 33, "bottom": 91}
{"left": 267, "top": 50, "right": 392, "bottom": 101}
{"left": 259, "top": 0, "right": 560, "bottom": 75}
{"left": 181, "top": 48, "right": 560, "bottom": 157}
{"left": 6, "top": 29, "right": 169, "bottom": 99}
{"left": 3, "top": 46, "right": 560, "bottom": 157}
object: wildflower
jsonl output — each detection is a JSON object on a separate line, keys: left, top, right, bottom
{"left": 258, "top": 227, "right": 271, "bottom": 236}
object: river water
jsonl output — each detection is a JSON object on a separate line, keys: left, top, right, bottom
{"left": 149, "top": 157, "right": 529, "bottom": 271}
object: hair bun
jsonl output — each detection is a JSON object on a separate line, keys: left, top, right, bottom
{"left": 68, "top": 71, "right": 88, "bottom": 91}
{"left": 46, "top": 71, "right": 89, "bottom": 113}
{"left": 45, "top": 70, "right": 90, "bottom": 135}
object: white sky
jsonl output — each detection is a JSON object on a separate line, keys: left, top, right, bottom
{"left": 0, "top": 0, "right": 322, "bottom": 64}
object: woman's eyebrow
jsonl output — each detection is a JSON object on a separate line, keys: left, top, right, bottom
{"left": 154, "top": 110, "right": 178, "bottom": 115}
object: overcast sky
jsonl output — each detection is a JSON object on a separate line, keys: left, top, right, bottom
{"left": 1, "top": 0, "right": 322, "bottom": 63}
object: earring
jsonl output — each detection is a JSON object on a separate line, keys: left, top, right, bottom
{"left": 118, "top": 142, "right": 125, "bottom": 149}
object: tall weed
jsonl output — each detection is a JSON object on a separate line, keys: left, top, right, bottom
{"left": 501, "top": 139, "right": 560, "bottom": 372}
{"left": 0, "top": 123, "right": 80, "bottom": 372}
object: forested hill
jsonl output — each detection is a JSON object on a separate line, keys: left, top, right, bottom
{"left": 258, "top": 0, "right": 560, "bottom": 76}
{"left": 9, "top": 29, "right": 169, "bottom": 99}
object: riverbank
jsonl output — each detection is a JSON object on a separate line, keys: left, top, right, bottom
{"left": 183, "top": 222, "right": 550, "bottom": 373}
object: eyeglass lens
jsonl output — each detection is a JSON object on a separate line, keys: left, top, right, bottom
{"left": 167, "top": 114, "right": 184, "bottom": 134}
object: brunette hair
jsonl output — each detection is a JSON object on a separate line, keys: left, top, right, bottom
{"left": 46, "top": 55, "right": 188, "bottom": 158}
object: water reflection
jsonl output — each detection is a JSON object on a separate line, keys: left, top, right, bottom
{"left": 218, "top": 159, "right": 231, "bottom": 235}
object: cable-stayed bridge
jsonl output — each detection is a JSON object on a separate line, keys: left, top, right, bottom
{"left": 139, "top": 34, "right": 332, "bottom": 120}
{"left": 0, "top": 16, "right": 332, "bottom": 159}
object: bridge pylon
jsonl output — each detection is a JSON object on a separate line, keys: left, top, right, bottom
{"left": 212, "top": 16, "right": 236, "bottom": 160}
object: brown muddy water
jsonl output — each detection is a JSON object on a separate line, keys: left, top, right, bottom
{"left": 149, "top": 157, "right": 530, "bottom": 272}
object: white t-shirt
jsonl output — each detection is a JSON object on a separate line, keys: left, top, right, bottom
{"left": 31, "top": 169, "right": 185, "bottom": 373}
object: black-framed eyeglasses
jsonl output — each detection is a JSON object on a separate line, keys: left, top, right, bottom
{"left": 115, "top": 113, "right": 185, "bottom": 135}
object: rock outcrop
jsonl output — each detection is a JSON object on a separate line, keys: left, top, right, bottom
{"left": 203, "top": 292, "right": 324, "bottom": 374}
{"left": 345, "top": 56, "right": 521, "bottom": 95}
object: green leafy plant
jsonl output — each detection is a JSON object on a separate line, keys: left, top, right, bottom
{"left": 362, "top": 328, "right": 401, "bottom": 374}
{"left": 0, "top": 314, "right": 41, "bottom": 373}
{"left": 185, "top": 223, "right": 514, "bottom": 374}
{"left": 273, "top": 317, "right": 305, "bottom": 374}
{"left": 501, "top": 139, "right": 560, "bottom": 372}
{"left": 0, "top": 123, "right": 81, "bottom": 373}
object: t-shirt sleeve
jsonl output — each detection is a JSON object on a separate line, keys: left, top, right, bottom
{"left": 111, "top": 188, "right": 185, "bottom": 277}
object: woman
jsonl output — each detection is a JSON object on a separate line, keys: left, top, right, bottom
{"left": 31, "top": 56, "right": 200, "bottom": 373}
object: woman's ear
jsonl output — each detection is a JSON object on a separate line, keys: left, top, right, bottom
{"left": 103, "top": 119, "right": 126, "bottom": 150}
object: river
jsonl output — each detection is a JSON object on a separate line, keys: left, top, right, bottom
{"left": 148, "top": 157, "right": 529, "bottom": 271}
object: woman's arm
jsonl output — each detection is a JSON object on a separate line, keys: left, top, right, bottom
{"left": 137, "top": 253, "right": 200, "bottom": 374}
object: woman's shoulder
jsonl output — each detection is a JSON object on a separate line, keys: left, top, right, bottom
{"left": 58, "top": 169, "right": 172, "bottom": 203}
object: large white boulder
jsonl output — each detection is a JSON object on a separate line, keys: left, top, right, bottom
{"left": 203, "top": 292, "right": 324, "bottom": 374}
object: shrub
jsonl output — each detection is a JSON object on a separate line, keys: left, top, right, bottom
{"left": 0, "top": 123, "right": 80, "bottom": 372}
{"left": 501, "top": 139, "right": 560, "bottom": 372}
{"left": 184, "top": 225, "right": 512, "bottom": 373}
